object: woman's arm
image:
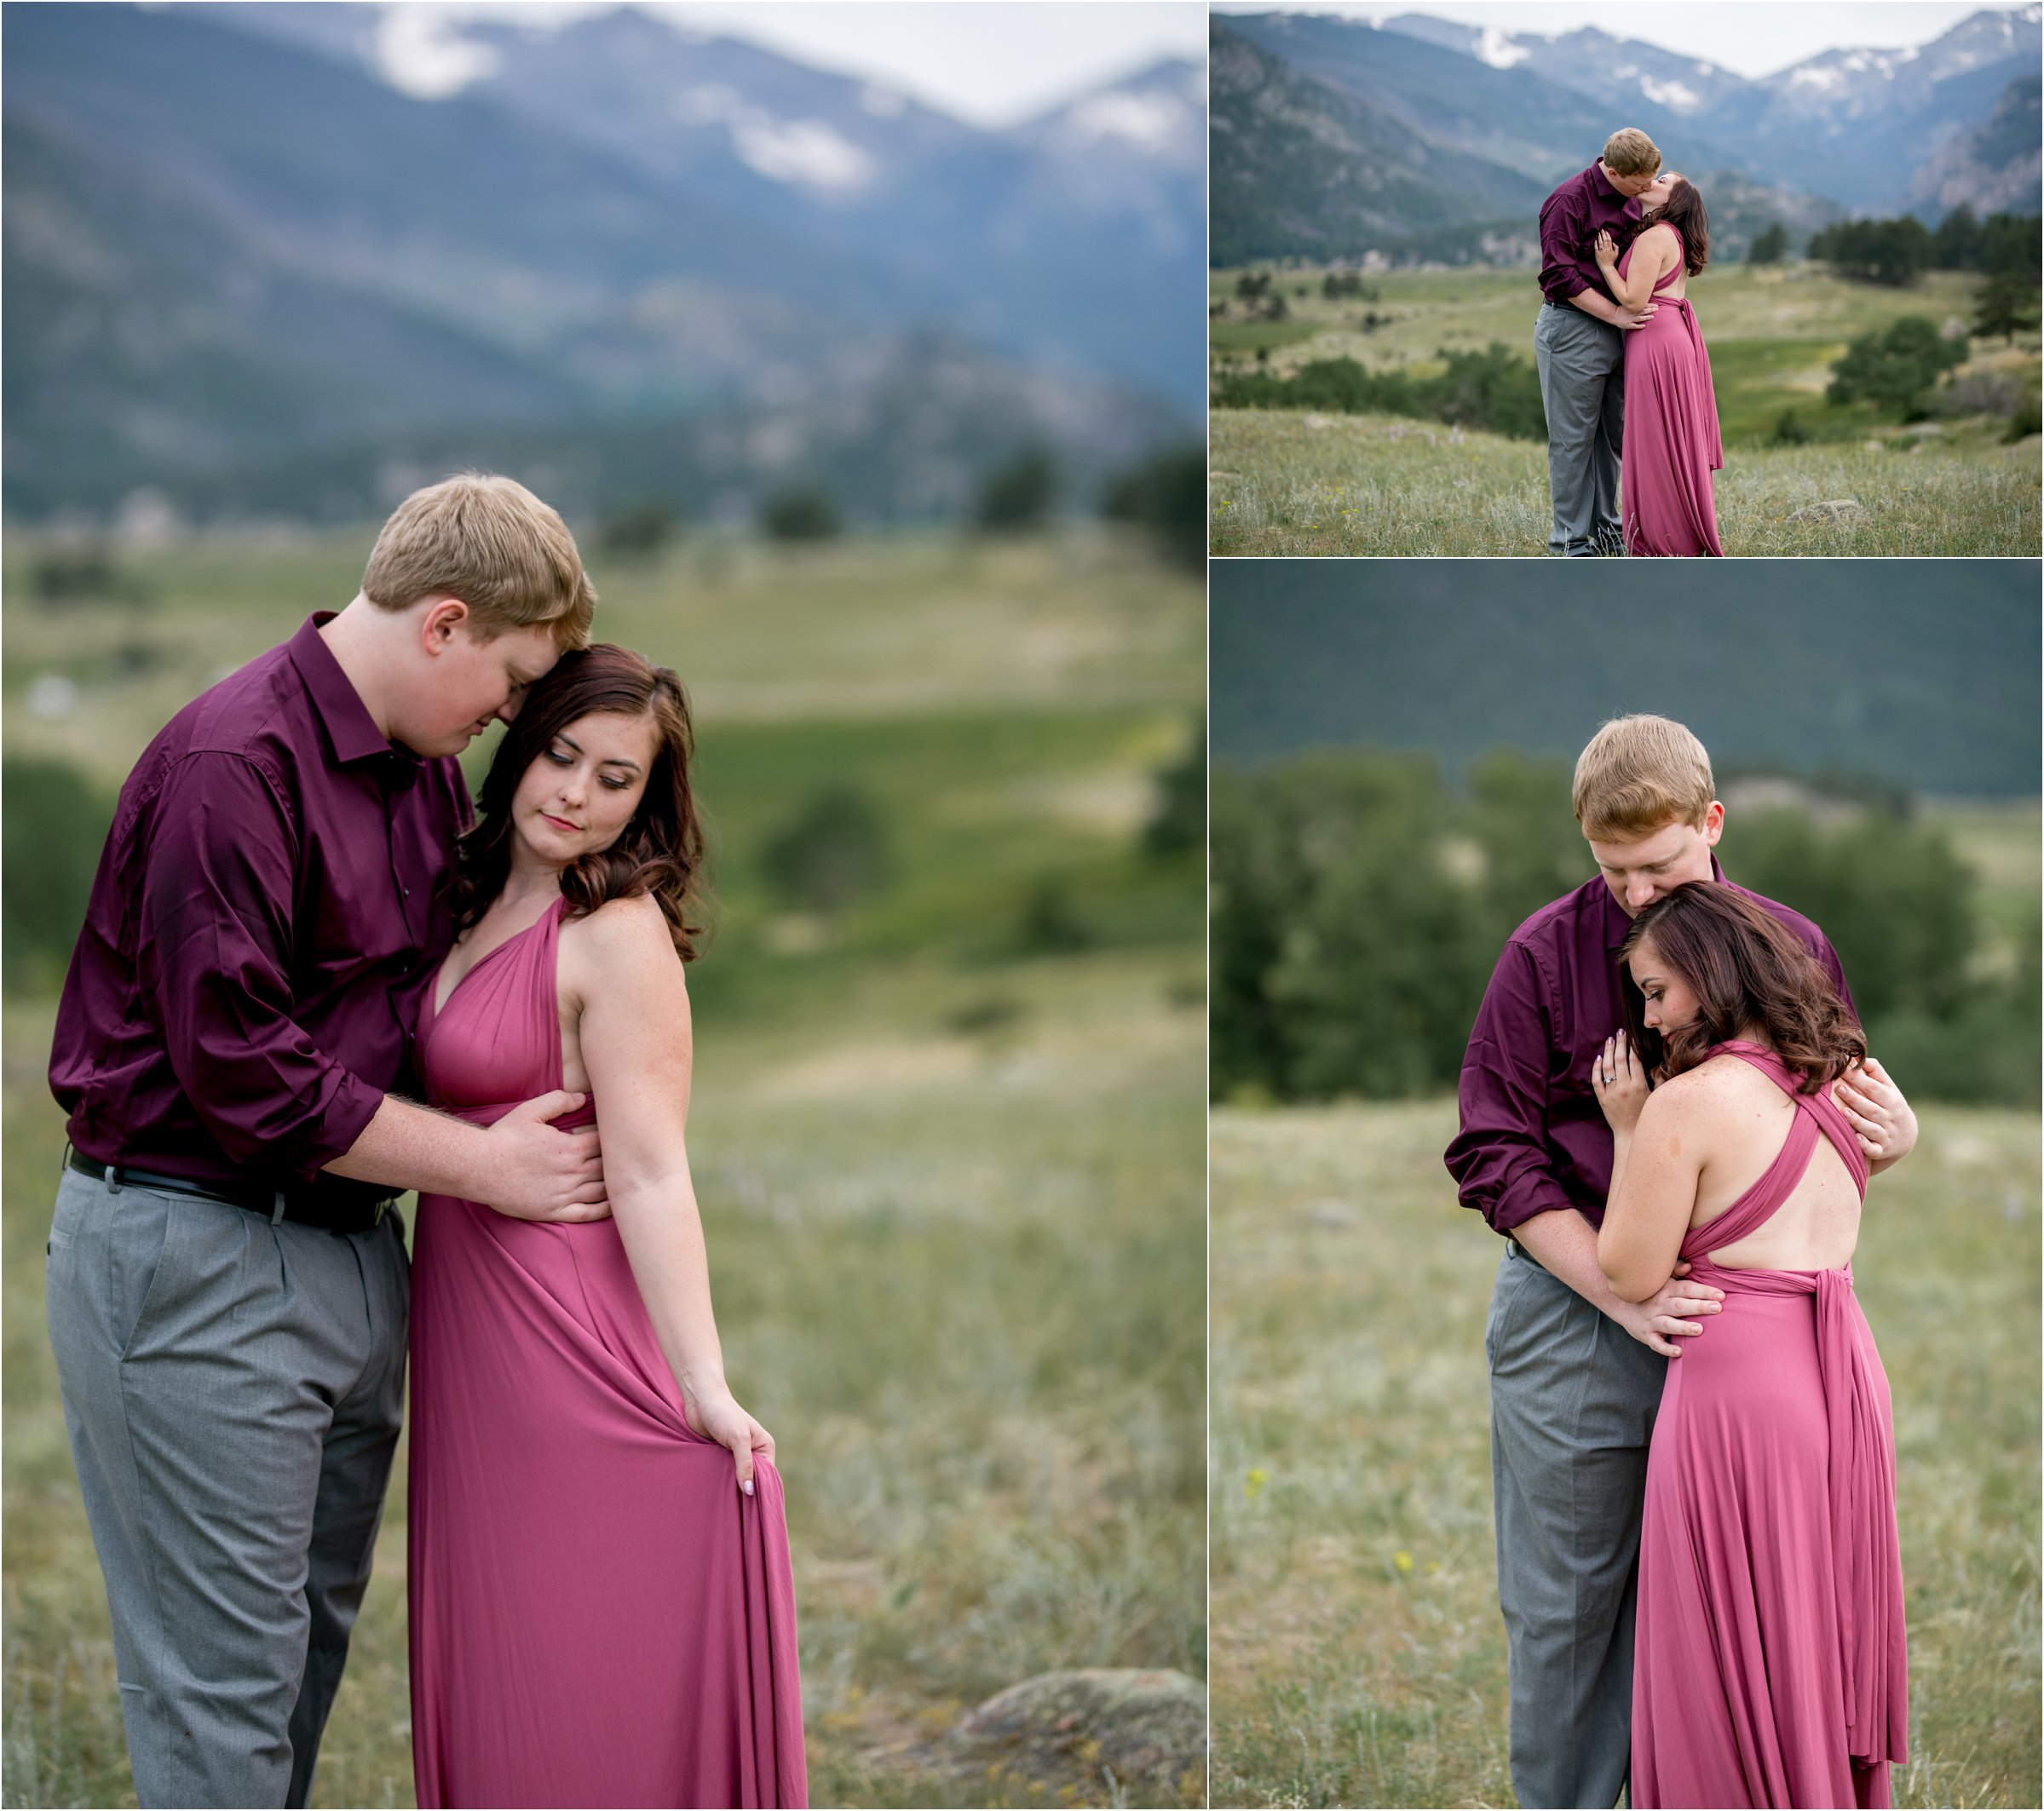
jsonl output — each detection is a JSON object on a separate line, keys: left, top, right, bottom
{"left": 1591, "top": 1032, "right": 1706, "bottom": 1302}
{"left": 567, "top": 894, "right": 774, "bottom": 1490}
{"left": 1594, "top": 223, "right": 1673, "bottom": 312}
{"left": 1597, "top": 1076, "right": 1707, "bottom": 1302}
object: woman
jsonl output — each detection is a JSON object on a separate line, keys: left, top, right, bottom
{"left": 1594, "top": 171, "right": 1725, "bottom": 556}
{"left": 1592, "top": 882, "right": 1907, "bottom": 1808}
{"left": 407, "top": 644, "right": 807, "bottom": 1809}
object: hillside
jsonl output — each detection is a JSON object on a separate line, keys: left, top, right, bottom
{"left": 1206, "top": 562, "right": 2041, "bottom": 796}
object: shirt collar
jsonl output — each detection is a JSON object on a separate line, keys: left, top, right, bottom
{"left": 1602, "top": 851, "right": 1729, "bottom": 949}
{"left": 287, "top": 612, "right": 420, "bottom": 771}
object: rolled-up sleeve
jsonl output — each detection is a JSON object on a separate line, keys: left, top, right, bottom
{"left": 1443, "top": 940, "right": 1575, "bottom": 1235}
{"left": 1539, "top": 188, "right": 1588, "bottom": 304}
{"left": 135, "top": 753, "right": 384, "bottom": 1176}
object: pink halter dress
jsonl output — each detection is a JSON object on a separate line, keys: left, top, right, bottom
{"left": 1618, "top": 227, "right": 1725, "bottom": 556}
{"left": 407, "top": 896, "right": 807, "bottom": 1808}
{"left": 1631, "top": 1041, "right": 1908, "bottom": 1808}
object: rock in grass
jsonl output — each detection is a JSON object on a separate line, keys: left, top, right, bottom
{"left": 1787, "top": 498, "right": 1867, "bottom": 521}
{"left": 945, "top": 1668, "right": 1206, "bottom": 1802}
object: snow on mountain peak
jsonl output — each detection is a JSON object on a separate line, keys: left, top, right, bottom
{"left": 1472, "top": 26, "right": 1529, "bottom": 69}
{"left": 1066, "top": 89, "right": 1187, "bottom": 152}
{"left": 1639, "top": 75, "right": 1701, "bottom": 110}
{"left": 674, "top": 85, "right": 875, "bottom": 191}
{"left": 374, "top": 9, "right": 501, "bottom": 99}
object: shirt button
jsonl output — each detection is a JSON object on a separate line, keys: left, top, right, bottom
{"left": 402, "top": 887, "right": 411, "bottom": 898}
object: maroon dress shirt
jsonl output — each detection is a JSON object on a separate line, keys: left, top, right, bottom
{"left": 1538, "top": 163, "right": 1644, "bottom": 307}
{"left": 50, "top": 614, "right": 471, "bottom": 1191}
{"left": 1445, "top": 858, "right": 1856, "bottom": 1236}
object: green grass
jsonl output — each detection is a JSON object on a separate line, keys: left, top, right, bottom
{"left": 1209, "top": 320, "right": 1328, "bottom": 358}
{"left": 1211, "top": 1100, "right": 2041, "bottom": 1808}
{"left": 2, "top": 528, "right": 1206, "bottom": 1809}
{"left": 1207, "top": 263, "right": 2041, "bottom": 556}
{"left": 1208, "top": 408, "right": 2041, "bottom": 556}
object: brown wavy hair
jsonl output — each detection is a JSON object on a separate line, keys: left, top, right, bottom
{"left": 1649, "top": 176, "right": 1711, "bottom": 275}
{"left": 444, "top": 644, "right": 709, "bottom": 958}
{"left": 1617, "top": 883, "right": 1862, "bottom": 1094}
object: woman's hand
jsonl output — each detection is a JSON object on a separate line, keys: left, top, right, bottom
{"left": 1592, "top": 1030, "right": 1650, "bottom": 1134}
{"left": 1594, "top": 227, "right": 1619, "bottom": 268}
{"left": 686, "top": 1384, "right": 776, "bottom": 1495}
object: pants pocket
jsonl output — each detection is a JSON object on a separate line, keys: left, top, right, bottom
{"left": 110, "top": 1190, "right": 181, "bottom": 1360}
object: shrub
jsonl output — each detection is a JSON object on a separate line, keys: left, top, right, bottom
{"left": 597, "top": 499, "right": 679, "bottom": 560}
{"left": 1826, "top": 317, "right": 1970, "bottom": 416}
{"left": 1772, "top": 408, "right": 1812, "bottom": 444}
{"left": 976, "top": 448, "right": 1058, "bottom": 533}
{"left": 1212, "top": 345, "right": 1546, "bottom": 441}
{"left": 1142, "top": 716, "right": 1205, "bottom": 859}
{"left": 1102, "top": 445, "right": 1206, "bottom": 571}
{"left": 758, "top": 785, "right": 890, "bottom": 914}
{"left": 759, "top": 485, "right": 842, "bottom": 543}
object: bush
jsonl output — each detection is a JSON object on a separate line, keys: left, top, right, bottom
{"left": 976, "top": 447, "right": 1058, "bottom": 533}
{"left": 1772, "top": 408, "right": 1811, "bottom": 445}
{"left": 597, "top": 499, "right": 679, "bottom": 560}
{"left": 3, "top": 757, "right": 111, "bottom": 992}
{"left": 2007, "top": 397, "right": 2042, "bottom": 443}
{"left": 1747, "top": 221, "right": 1789, "bottom": 266}
{"left": 1016, "top": 878, "right": 1095, "bottom": 954}
{"left": 1212, "top": 344, "right": 1546, "bottom": 441}
{"left": 758, "top": 785, "right": 890, "bottom": 915}
{"left": 1102, "top": 445, "right": 1206, "bottom": 571}
{"left": 1826, "top": 317, "right": 1970, "bottom": 415}
{"left": 759, "top": 485, "right": 842, "bottom": 543}
{"left": 1142, "top": 716, "right": 1205, "bottom": 859}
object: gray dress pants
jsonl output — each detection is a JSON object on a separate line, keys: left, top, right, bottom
{"left": 1534, "top": 303, "right": 1625, "bottom": 555}
{"left": 44, "top": 1166, "right": 407, "bottom": 1809}
{"left": 1487, "top": 1241, "right": 1667, "bottom": 1809}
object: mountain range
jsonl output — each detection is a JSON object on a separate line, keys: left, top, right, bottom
{"left": 1212, "top": 6, "right": 2039, "bottom": 266}
{"left": 3, "top": 3, "right": 1206, "bottom": 526}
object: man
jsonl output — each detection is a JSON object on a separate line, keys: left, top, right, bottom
{"left": 1535, "top": 129, "right": 1662, "bottom": 558}
{"left": 46, "top": 474, "right": 606, "bottom": 1808}
{"left": 1443, "top": 715, "right": 1918, "bottom": 1809}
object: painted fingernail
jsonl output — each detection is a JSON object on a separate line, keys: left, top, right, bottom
{"left": 741, "top": 1479, "right": 754, "bottom": 1496}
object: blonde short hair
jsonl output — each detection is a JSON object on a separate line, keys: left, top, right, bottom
{"left": 361, "top": 473, "right": 595, "bottom": 650}
{"left": 1602, "top": 129, "right": 1661, "bottom": 178}
{"left": 1572, "top": 715, "right": 1714, "bottom": 840}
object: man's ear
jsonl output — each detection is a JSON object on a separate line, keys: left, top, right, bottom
{"left": 419, "top": 595, "right": 472, "bottom": 652}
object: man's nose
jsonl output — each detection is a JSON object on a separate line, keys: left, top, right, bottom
{"left": 496, "top": 692, "right": 523, "bottom": 725}
{"left": 1627, "top": 879, "right": 1656, "bottom": 909}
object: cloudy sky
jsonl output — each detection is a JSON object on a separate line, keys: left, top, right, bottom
{"left": 384, "top": 2, "right": 1206, "bottom": 125}
{"left": 1208, "top": 2, "right": 2030, "bottom": 78}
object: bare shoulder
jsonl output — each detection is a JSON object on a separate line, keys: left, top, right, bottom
{"left": 1644, "top": 1058, "right": 1741, "bottom": 1127}
{"left": 561, "top": 892, "right": 684, "bottom": 989}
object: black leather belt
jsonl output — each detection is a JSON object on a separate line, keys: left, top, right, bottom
{"left": 65, "top": 1150, "right": 398, "bottom": 1235}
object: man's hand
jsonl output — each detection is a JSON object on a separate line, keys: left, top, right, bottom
{"left": 1833, "top": 1057, "right": 1918, "bottom": 1172}
{"left": 481, "top": 1091, "right": 609, "bottom": 1222}
{"left": 1615, "top": 1261, "right": 1724, "bottom": 1357}
{"left": 1615, "top": 301, "right": 1658, "bottom": 330}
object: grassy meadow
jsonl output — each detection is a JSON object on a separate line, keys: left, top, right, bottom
{"left": 1210, "top": 1098, "right": 2041, "bottom": 1809}
{"left": 2, "top": 527, "right": 1206, "bottom": 1808}
{"left": 1208, "top": 263, "right": 2042, "bottom": 556}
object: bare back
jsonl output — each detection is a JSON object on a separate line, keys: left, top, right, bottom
{"left": 1681, "top": 1054, "right": 1861, "bottom": 1268}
